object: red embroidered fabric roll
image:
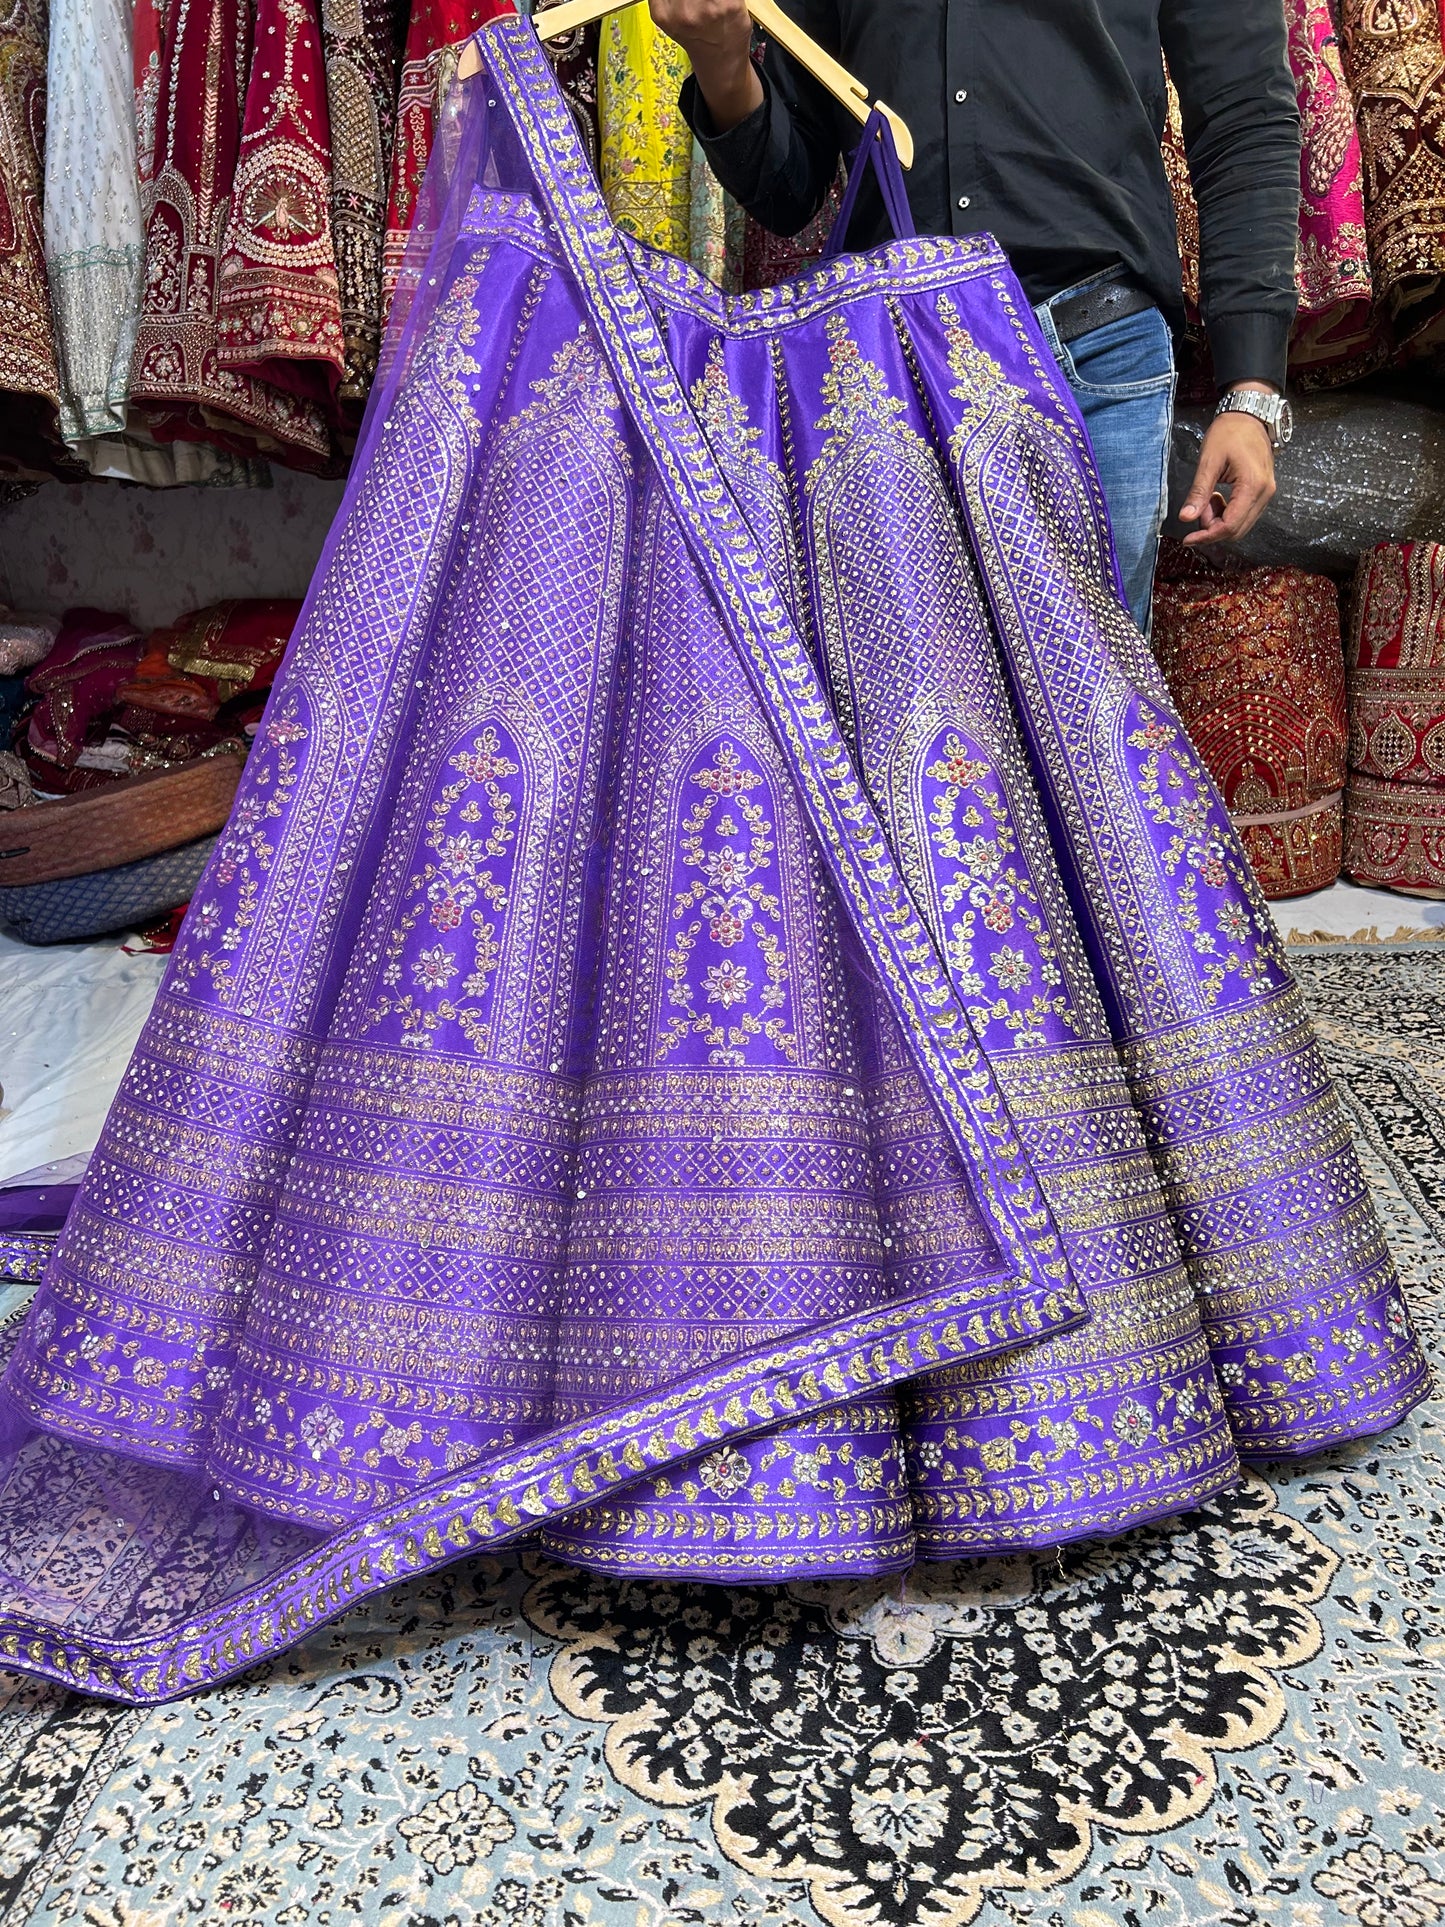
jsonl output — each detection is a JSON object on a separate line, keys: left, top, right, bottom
{"left": 1152, "top": 568, "right": 1347, "bottom": 898}
{"left": 1344, "top": 541, "right": 1445, "bottom": 897}
{"left": 1345, "top": 775, "right": 1445, "bottom": 896}
{"left": 383, "top": 0, "right": 516, "bottom": 311}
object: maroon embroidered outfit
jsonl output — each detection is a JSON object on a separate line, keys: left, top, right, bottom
{"left": 216, "top": 0, "right": 347, "bottom": 415}
{"left": 320, "top": 0, "right": 405, "bottom": 405}
{"left": 130, "top": 0, "right": 339, "bottom": 465}
{"left": 1345, "top": 541, "right": 1445, "bottom": 898}
{"left": 0, "top": 0, "right": 80, "bottom": 477}
{"left": 1152, "top": 569, "right": 1347, "bottom": 899}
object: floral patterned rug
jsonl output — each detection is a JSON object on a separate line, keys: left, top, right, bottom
{"left": 0, "top": 942, "right": 1442, "bottom": 1927}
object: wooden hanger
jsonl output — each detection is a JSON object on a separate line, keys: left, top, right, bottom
{"left": 457, "top": 0, "right": 915, "bottom": 169}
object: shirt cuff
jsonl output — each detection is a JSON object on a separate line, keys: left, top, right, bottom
{"left": 681, "top": 68, "right": 788, "bottom": 208}
{"left": 1207, "top": 311, "right": 1293, "bottom": 393}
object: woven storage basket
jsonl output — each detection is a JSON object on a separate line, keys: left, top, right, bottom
{"left": 0, "top": 834, "right": 218, "bottom": 944}
{"left": 0, "top": 755, "right": 241, "bottom": 887}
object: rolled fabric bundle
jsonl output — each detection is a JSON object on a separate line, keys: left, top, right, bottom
{"left": 1151, "top": 567, "right": 1347, "bottom": 897}
{"left": 1344, "top": 541, "right": 1445, "bottom": 897}
{"left": 117, "top": 598, "right": 302, "bottom": 722}
{"left": 23, "top": 609, "right": 143, "bottom": 791}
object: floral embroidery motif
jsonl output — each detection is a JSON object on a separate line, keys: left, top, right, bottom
{"left": 365, "top": 724, "right": 521, "bottom": 1051}
{"left": 695, "top": 1447, "right": 750, "bottom": 1500}
{"left": 659, "top": 740, "right": 798, "bottom": 1067}
{"left": 425, "top": 270, "right": 486, "bottom": 446}
{"left": 935, "top": 291, "right": 1035, "bottom": 442}
{"left": 506, "top": 325, "right": 632, "bottom": 458}
{"left": 921, "top": 728, "right": 1077, "bottom": 1046}
{"left": 173, "top": 699, "right": 308, "bottom": 1001}
{"left": 814, "top": 312, "right": 913, "bottom": 459}
{"left": 1126, "top": 702, "right": 1286, "bottom": 1005}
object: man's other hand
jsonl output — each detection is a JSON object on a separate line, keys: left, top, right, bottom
{"left": 1178, "top": 382, "right": 1279, "bottom": 547}
{"left": 649, "top": 0, "right": 763, "bottom": 131}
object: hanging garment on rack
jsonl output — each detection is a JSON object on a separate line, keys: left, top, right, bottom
{"left": 215, "top": 0, "right": 347, "bottom": 417}
{"left": 1160, "top": 77, "right": 1200, "bottom": 320}
{"left": 598, "top": 3, "right": 691, "bottom": 253}
{"left": 536, "top": 0, "right": 600, "bottom": 169}
{"left": 43, "top": 0, "right": 144, "bottom": 456}
{"left": 688, "top": 135, "right": 743, "bottom": 291}
{"left": 321, "top": 0, "right": 406, "bottom": 406}
{"left": 1339, "top": 0, "right": 1445, "bottom": 350}
{"left": 44, "top": 0, "right": 244, "bottom": 484}
{"left": 0, "top": 21, "right": 1426, "bottom": 1702}
{"left": 100, "top": 0, "right": 254, "bottom": 483}
{"left": 0, "top": 0, "right": 79, "bottom": 479}
{"left": 1286, "top": 0, "right": 1378, "bottom": 374}
{"left": 1163, "top": 15, "right": 1378, "bottom": 381}
{"left": 741, "top": 178, "right": 841, "bottom": 291}
{"left": 382, "top": 0, "right": 513, "bottom": 310}
{"left": 133, "top": 0, "right": 164, "bottom": 206}
{"left": 130, "top": 0, "right": 340, "bottom": 469}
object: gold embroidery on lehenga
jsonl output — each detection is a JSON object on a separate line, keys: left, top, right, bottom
{"left": 789, "top": 306, "right": 1240, "bottom": 1541}
{"left": 925, "top": 283, "right": 1415, "bottom": 1453}
{"left": 690, "top": 335, "right": 808, "bottom": 621}
{"left": 363, "top": 726, "right": 521, "bottom": 1049}
{"left": 658, "top": 739, "right": 800, "bottom": 1065}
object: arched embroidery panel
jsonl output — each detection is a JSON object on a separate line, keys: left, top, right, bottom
{"left": 1103, "top": 691, "right": 1288, "bottom": 1014}
{"left": 233, "top": 249, "right": 497, "bottom": 1026}
{"left": 334, "top": 308, "right": 636, "bottom": 1071}
{"left": 926, "top": 284, "right": 1125, "bottom": 627}
{"left": 652, "top": 727, "right": 803, "bottom": 1071}
{"left": 802, "top": 312, "right": 1100, "bottom": 1049}
{"left": 167, "top": 683, "right": 320, "bottom": 1008}
{"left": 893, "top": 707, "right": 1086, "bottom": 1051}
{"left": 595, "top": 488, "right": 838, "bottom": 1077}
{"left": 352, "top": 702, "right": 555, "bottom": 1059}
{"left": 931, "top": 293, "right": 1237, "bottom": 1027}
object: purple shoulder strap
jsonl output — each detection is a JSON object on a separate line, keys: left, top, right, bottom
{"left": 821, "top": 108, "right": 916, "bottom": 262}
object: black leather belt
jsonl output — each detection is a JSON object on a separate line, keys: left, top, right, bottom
{"left": 1051, "top": 275, "right": 1155, "bottom": 344}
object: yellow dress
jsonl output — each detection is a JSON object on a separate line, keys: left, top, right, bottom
{"left": 599, "top": 9, "right": 694, "bottom": 255}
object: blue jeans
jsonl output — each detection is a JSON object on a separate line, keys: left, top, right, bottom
{"left": 1033, "top": 272, "right": 1176, "bottom": 632}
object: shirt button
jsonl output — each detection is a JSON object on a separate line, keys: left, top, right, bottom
{"left": 955, "top": 88, "right": 968, "bottom": 102}
{"left": 958, "top": 196, "right": 971, "bottom": 210}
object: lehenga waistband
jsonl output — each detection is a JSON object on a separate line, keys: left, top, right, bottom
{"left": 458, "top": 185, "right": 1010, "bottom": 331}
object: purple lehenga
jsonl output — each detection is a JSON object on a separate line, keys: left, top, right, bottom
{"left": 0, "top": 20, "right": 1428, "bottom": 1698}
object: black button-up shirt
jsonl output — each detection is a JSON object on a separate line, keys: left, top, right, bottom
{"left": 683, "top": 0, "right": 1301, "bottom": 390}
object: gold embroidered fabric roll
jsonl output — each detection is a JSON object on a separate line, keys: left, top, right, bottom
{"left": 1344, "top": 541, "right": 1445, "bottom": 897}
{"left": 1152, "top": 568, "right": 1347, "bottom": 898}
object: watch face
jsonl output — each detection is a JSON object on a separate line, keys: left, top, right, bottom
{"left": 1278, "top": 398, "right": 1295, "bottom": 445}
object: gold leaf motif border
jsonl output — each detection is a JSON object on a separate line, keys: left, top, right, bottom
{"left": 0, "top": 1262, "right": 1075, "bottom": 1699}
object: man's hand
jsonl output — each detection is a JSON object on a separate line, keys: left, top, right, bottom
{"left": 1178, "top": 380, "right": 1279, "bottom": 547}
{"left": 649, "top": 0, "right": 762, "bottom": 131}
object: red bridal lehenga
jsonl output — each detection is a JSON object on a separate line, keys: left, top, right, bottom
{"left": 0, "top": 19, "right": 1428, "bottom": 1701}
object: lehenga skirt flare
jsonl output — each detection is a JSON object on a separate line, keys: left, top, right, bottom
{"left": 0, "top": 20, "right": 1427, "bottom": 1701}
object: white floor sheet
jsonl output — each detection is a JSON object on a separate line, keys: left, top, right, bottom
{"left": 0, "top": 930, "right": 166, "bottom": 1182}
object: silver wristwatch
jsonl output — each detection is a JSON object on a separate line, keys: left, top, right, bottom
{"left": 1214, "top": 387, "right": 1294, "bottom": 449}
